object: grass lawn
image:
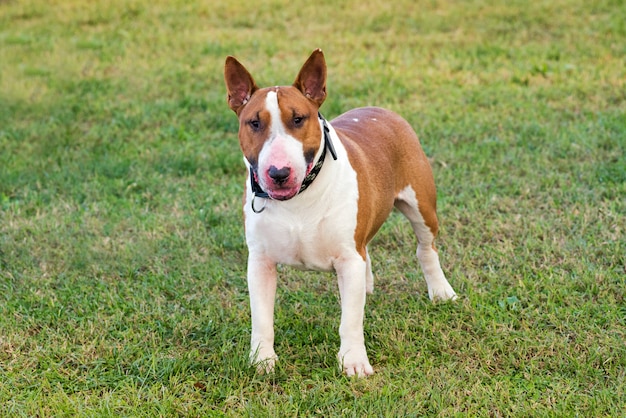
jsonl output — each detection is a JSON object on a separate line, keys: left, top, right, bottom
{"left": 1, "top": 0, "right": 624, "bottom": 416}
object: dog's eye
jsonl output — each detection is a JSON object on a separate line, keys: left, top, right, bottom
{"left": 293, "top": 116, "right": 305, "bottom": 127}
{"left": 248, "top": 119, "right": 261, "bottom": 131}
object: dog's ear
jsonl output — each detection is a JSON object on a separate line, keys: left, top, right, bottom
{"left": 224, "top": 56, "right": 259, "bottom": 114}
{"left": 293, "top": 49, "right": 327, "bottom": 108}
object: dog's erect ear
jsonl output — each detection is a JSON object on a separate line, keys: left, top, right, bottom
{"left": 293, "top": 49, "right": 327, "bottom": 108}
{"left": 224, "top": 56, "right": 259, "bottom": 114}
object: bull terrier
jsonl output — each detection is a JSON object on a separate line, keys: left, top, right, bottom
{"left": 224, "top": 49, "right": 457, "bottom": 377}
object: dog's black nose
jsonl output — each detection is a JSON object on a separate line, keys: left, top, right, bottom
{"left": 268, "top": 165, "right": 291, "bottom": 184}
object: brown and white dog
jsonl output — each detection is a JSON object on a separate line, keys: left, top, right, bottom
{"left": 224, "top": 49, "right": 456, "bottom": 377}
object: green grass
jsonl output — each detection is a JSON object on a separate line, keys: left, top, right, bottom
{"left": 1, "top": 0, "right": 624, "bottom": 415}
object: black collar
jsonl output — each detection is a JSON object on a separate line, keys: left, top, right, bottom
{"left": 250, "top": 113, "right": 337, "bottom": 210}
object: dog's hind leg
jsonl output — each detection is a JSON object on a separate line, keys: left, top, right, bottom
{"left": 394, "top": 186, "right": 457, "bottom": 302}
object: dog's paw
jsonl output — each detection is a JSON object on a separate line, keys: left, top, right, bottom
{"left": 428, "top": 282, "right": 457, "bottom": 302}
{"left": 254, "top": 357, "right": 277, "bottom": 374}
{"left": 338, "top": 346, "right": 374, "bottom": 377}
{"left": 250, "top": 350, "right": 278, "bottom": 374}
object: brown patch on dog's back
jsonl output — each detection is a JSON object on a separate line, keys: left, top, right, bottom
{"left": 332, "top": 107, "right": 439, "bottom": 258}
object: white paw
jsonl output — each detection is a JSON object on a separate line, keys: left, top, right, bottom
{"left": 428, "top": 282, "right": 457, "bottom": 302}
{"left": 250, "top": 349, "right": 278, "bottom": 374}
{"left": 338, "top": 346, "right": 374, "bottom": 377}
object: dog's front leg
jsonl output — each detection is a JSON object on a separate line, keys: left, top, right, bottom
{"left": 335, "top": 255, "right": 374, "bottom": 377}
{"left": 247, "top": 254, "right": 278, "bottom": 373}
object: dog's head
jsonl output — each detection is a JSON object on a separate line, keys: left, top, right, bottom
{"left": 224, "top": 49, "right": 327, "bottom": 201}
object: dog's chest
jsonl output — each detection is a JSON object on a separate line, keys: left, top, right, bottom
{"left": 246, "top": 197, "right": 358, "bottom": 271}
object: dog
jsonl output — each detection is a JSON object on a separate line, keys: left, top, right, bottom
{"left": 224, "top": 49, "right": 457, "bottom": 377}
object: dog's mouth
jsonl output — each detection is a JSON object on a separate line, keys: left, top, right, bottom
{"left": 267, "top": 187, "right": 299, "bottom": 201}
{"left": 253, "top": 161, "right": 314, "bottom": 201}
{"left": 251, "top": 169, "right": 299, "bottom": 201}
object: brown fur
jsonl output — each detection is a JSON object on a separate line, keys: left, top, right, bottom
{"left": 332, "top": 107, "right": 439, "bottom": 259}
